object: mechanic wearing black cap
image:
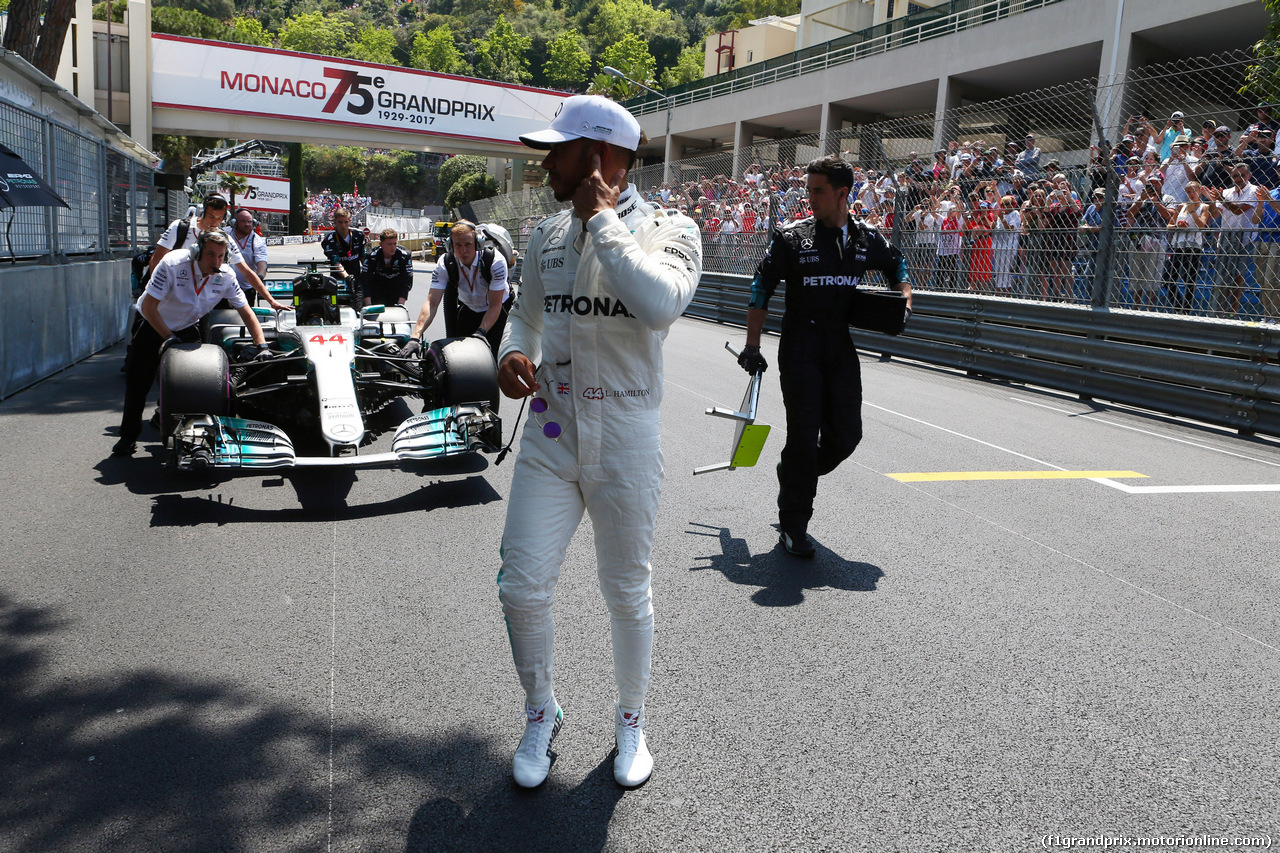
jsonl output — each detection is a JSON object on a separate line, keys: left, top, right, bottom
{"left": 738, "top": 154, "right": 911, "bottom": 558}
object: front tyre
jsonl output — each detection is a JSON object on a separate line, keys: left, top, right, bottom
{"left": 159, "top": 343, "right": 230, "bottom": 442}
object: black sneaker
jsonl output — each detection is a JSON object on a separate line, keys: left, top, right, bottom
{"left": 148, "top": 410, "right": 161, "bottom": 429}
{"left": 779, "top": 529, "right": 815, "bottom": 558}
{"left": 111, "top": 437, "right": 137, "bottom": 457}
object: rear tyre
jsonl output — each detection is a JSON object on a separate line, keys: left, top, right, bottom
{"left": 427, "top": 336, "right": 498, "bottom": 408}
{"left": 159, "top": 343, "right": 231, "bottom": 440}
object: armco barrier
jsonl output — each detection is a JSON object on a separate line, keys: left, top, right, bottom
{"left": 691, "top": 272, "right": 1280, "bottom": 438}
{"left": 0, "top": 259, "right": 131, "bottom": 400}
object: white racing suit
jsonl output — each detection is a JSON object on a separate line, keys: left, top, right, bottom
{"left": 497, "top": 187, "right": 702, "bottom": 710}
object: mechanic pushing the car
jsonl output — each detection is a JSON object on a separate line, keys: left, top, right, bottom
{"left": 150, "top": 193, "right": 289, "bottom": 313}
{"left": 496, "top": 95, "right": 702, "bottom": 790}
{"left": 401, "top": 220, "right": 511, "bottom": 359}
{"left": 113, "top": 230, "right": 271, "bottom": 457}
{"left": 738, "top": 154, "right": 912, "bottom": 557}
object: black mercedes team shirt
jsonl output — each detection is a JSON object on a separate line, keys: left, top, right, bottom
{"left": 749, "top": 216, "right": 909, "bottom": 326}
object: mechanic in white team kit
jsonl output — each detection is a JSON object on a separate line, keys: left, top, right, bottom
{"left": 224, "top": 208, "right": 269, "bottom": 306}
{"left": 495, "top": 95, "right": 702, "bottom": 789}
{"left": 150, "top": 193, "right": 289, "bottom": 312}
{"left": 402, "top": 220, "right": 511, "bottom": 359}
{"left": 113, "top": 230, "right": 271, "bottom": 456}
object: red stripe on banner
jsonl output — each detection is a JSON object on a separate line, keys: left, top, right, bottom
{"left": 152, "top": 102, "right": 532, "bottom": 148}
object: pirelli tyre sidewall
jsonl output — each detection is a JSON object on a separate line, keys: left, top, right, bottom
{"left": 428, "top": 336, "right": 498, "bottom": 408}
{"left": 159, "top": 343, "right": 231, "bottom": 439}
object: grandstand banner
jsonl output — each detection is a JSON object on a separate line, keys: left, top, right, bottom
{"left": 224, "top": 172, "right": 291, "bottom": 214}
{"left": 151, "top": 35, "right": 566, "bottom": 147}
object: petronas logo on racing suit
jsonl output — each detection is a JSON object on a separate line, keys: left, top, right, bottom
{"left": 543, "top": 294, "right": 633, "bottom": 318}
{"left": 802, "top": 275, "right": 862, "bottom": 288}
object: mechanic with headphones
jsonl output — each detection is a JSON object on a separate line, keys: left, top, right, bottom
{"left": 112, "top": 230, "right": 272, "bottom": 457}
{"left": 401, "top": 220, "right": 511, "bottom": 359}
{"left": 150, "top": 193, "right": 289, "bottom": 312}
{"left": 224, "top": 207, "right": 269, "bottom": 306}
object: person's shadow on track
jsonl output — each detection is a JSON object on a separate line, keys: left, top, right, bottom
{"left": 686, "top": 522, "right": 884, "bottom": 607}
{"left": 404, "top": 756, "right": 625, "bottom": 853}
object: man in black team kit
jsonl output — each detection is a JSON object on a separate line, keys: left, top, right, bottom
{"left": 321, "top": 207, "right": 366, "bottom": 303}
{"left": 739, "top": 154, "right": 911, "bottom": 557}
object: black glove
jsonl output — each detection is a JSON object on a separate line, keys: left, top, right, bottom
{"left": 472, "top": 329, "right": 491, "bottom": 344}
{"left": 159, "top": 334, "right": 181, "bottom": 356}
{"left": 399, "top": 338, "right": 422, "bottom": 359}
{"left": 237, "top": 344, "right": 271, "bottom": 363}
{"left": 251, "top": 345, "right": 274, "bottom": 363}
{"left": 738, "top": 344, "right": 768, "bottom": 375}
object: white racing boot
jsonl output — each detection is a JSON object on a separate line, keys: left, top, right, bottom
{"left": 613, "top": 705, "right": 653, "bottom": 788}
{"left": 512, "top": 698, "right": 562, "bottom": 788}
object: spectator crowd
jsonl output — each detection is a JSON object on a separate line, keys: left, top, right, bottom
{"left": 639, "top": 103, "right": 1280, "bottom": 322}
{"left": 306, "top": 190, "right": 374, "bottom": 231}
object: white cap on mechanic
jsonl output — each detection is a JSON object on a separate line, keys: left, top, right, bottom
{"left": 520, "top": 95, "right": 642, "bottom": 152}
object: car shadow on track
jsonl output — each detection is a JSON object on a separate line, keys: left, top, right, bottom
{"left": 143, "top": 473, "right": 502, "bottom": 526}
{"left": 685, "top": 522, "right": 884, "bottom": 607}
{"left": 0, "top": 594, "right": 622, "bottom": 853}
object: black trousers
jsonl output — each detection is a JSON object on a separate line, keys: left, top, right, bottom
{"left": 453, "top": 297, "right": 512, "bottom": 412}
{"left": 453, "top": 296, "right": 512, "bottom": 356}
{"left": 776, "top": 324, "right": 863, "bottom": 534}
{"left": 119, "top": 320, "right": 199, "bottom": 442}
{"left": 365, "top": 277, "right": 409, "bottom": 306}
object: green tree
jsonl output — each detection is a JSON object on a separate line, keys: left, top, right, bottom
{"left": 410, "top": 24, "right": 469, "bottom": 75}
{"left": 278, "top": 10, "right": 351, "bottom": 56}
{"left": 92, "top": 0, "right": 125, "bottom": 22}
{"left": 154, "top": 0, "right": 234, "bottom": 20}
{"left": 584, "top": 0, "right": 664, "bottom": 54}
{"left": 217, "top": 171, "right": 251, "bottom": 209}
{"left": 346, "top": 25, "right": 399, "bottom": 65}
{"left": 719, "top": 0, "right": 800, "bottom": 30}
{"left": 589, "top": 33, "right": 655, "bottom": 98}
{"left": 444, "top": 170, "right": 500, "bottom": 210}
{"left": 228, "top": 15, "right": 273, "bottom": 46}
{"left": 474, "top": 14, "right": 531, "bottom": 84}
{"left": 439, "top": 154, "right": 487, "bottom": 202}
{"left": 1245, "top": 0, "right": 1280, "bottom": 100}
{"left": 151, "top": 6, "right": 231, "bottom": 39}
{"left": 544, "top": 30, "right": 590, "bottom": 89}
{"left": 152, "top": 133, "right": 219, "bottom": 175}
{"left": 659, "top": 44, "right": 703, "bottom": 88}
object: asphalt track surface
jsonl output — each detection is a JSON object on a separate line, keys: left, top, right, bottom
{"left": 2, "top": 245, "right": 1279, "bottom": 853}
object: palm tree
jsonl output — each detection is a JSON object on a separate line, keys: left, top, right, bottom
{"left": 217, "top": 171, "right": 252, "bottom": 210}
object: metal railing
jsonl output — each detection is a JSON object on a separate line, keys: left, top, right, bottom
{"left": 691, "top": 272, "right": 1280, "bottom": 437}
{"left": 0, "top": 98, "right": 154, "bottom": 259}
{"left": 625, "top": 0, "right": 1065, "bottom": 118}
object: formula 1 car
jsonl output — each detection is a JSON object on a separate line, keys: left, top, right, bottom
{"left": 156, "top": 265, "right": 502, "bottom": 471}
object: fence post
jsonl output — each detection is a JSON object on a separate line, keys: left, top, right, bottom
{"left": 44, "top": 120, "right": 59, "bottom": 261}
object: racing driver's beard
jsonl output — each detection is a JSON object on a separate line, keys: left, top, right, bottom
{"left": 544, "top": 138, "right": 594, "bottom": 203}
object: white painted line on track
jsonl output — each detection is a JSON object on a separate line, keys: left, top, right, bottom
{"left": 1090, "top": 478, "right": 1280, "bottom": 494}
{"left": 864, "top": 401, "right": 1069, "bottom": 471}
{"left": 328, "top": 522, "right": 337, "bottom": 853}
{"left": 1011, "top": 397, "right": 1280, "bottom": 469}
{"left": 855, "top": 459, "right": 1280, "bottom": 657}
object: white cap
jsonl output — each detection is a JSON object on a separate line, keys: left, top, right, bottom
{"left": 520, "top": 95, "right": 642, "bottom": 151}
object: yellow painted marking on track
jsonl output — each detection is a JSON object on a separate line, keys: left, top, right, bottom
{"left": 887, "top": 470, "right": 1149, "bottom": 483}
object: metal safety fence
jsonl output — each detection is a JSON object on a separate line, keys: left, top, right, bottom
{"left": 476, "top": 49, "right": 1280, "bottom": 322}
{"left": 463, "top": 48, "right": 1280, "bottom": 433}
{"left": 0, "top": 98, "right": 154, "bottom": 259}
